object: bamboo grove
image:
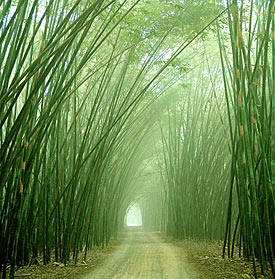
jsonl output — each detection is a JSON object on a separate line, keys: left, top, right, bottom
{"left": 0, "top": 0, "right": 179, "bottom": 277}
{"left": 220, "top": 1, "right": 275, "bottom": 277}
{"left": 159, "top": 1, "right": 275, "bottom": 277}
{"left": 0, "top": 0, "right": 275, "bottom": 279}
{"left": 160, "top": 72, "right": 231, "bottom": 241}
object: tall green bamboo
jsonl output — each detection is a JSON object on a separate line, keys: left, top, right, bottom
{"left": 219, "top": 1, "right": 275, "bottom": 276}
{"left": 160, "top": 72, "right": 231, "bottom": 240}
{"left": 0, "top": 1, "right": 233, "bottom": 278}
{"left": 0, "top": 0, "right": 152, "bottom": 277}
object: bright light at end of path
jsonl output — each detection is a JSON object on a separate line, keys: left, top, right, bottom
{"left": 126, "top": 203, "right": 142, "bottom": 227}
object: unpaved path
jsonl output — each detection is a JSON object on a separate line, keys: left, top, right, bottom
{"left": 82, "top": 229, "right": 198, "bottom": 279}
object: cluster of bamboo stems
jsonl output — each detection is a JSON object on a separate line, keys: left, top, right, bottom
{"left": 160, "top": 69, "right": 231, "bottom": 240}
{"left": 1, "top": 0, "right": 275, "bottom": 278}
{"left": 218, "top": 1, "right": 275, "bottom": 277}
{"left": 0, "top": 1, "right": 170, "bottom": 278}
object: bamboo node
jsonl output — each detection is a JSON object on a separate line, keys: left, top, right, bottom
{"left": 240, "top": 125, "right": 244, "bottom": 135}
{"left": 238, "top": 93, "right": 242, "bottom": 106}
{"left": 23, "top": 136, "right": 28, "bottom": 148}
{"left": 236, "top": 69, "right": 240, "bottom": 79}
{"left": 22, "top": 162, "right": 26, "bottom": 170}
{"left": 20, "top": 182, "right": 24, "bottom": 193}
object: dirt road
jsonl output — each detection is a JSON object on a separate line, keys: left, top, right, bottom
{"left": 82, "top": 228, "right": 198, "bottom": 279}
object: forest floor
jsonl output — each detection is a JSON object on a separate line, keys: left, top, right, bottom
{"left": 14, "top": 227, "right": 273, "bottom": 279}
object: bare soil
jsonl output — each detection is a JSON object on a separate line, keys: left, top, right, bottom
{"left": 13, "top": 241, "right": 120, "bottom": 279}
{"left": 82, "top": 228, "right": 197, "bottom": 278}
{"left": 14, "top": 228, "right": 273, "bottom": 279}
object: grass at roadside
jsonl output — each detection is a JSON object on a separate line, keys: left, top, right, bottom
{"left": 174, "top": 239, "right": 273, "bottom": 279}
{"left": 13, "top": 232, "right": 273, "bottom": 279}
{"left": 13, "top": 238, "right": 121, "bottom": 279}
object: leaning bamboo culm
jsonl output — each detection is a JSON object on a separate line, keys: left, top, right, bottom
{"left": 219, "top": 1, "right": 275, "bottom": 277}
